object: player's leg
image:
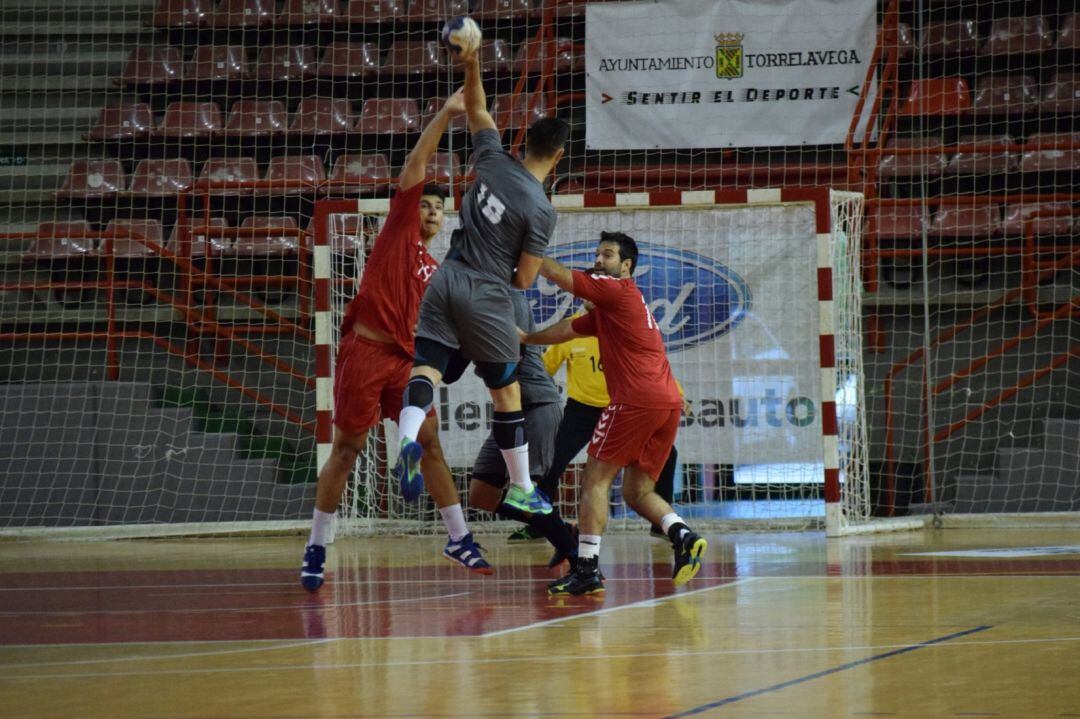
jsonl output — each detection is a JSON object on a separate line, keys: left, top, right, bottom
{"left": 483, "top": 376, "right": 552, "bottom": 514}
{"left": 649, "top": 445, "right": 678, "bottom": 538}
{"left": 548, "top": 455, "right": 619, "bottom": 596}
{"left": 417, "top": 413, "right": 492, "bottom": 574}
{"left": 394, "top": 338, "right": 452, "bottom": 500}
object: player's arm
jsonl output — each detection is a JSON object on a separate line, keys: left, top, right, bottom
{"left": 520, "top": 317, "right": 583, "bottom": 346}
{"left": 399, "top": 89, "right": 465, "bottom": 191}
{"left": 512, "top": 252, "right": 544, "bottom": 289}
{"left": 541, "top": 342, "right": 566, "bottom": 376}
{"left": 460, "top": 49, "right": 497, "bottom": 134}
{"left": 537, "top": 255, "right": 574, "bottom": 292}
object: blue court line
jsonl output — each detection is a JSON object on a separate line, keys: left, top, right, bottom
{"left": 663, "top": 624, "right": 993, "bottom": 718}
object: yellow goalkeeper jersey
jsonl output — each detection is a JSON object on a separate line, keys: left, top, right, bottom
{"left": 542, "top": 335, "right": 610, "bottom": 409}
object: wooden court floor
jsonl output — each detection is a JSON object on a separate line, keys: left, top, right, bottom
{"left": 2, "top": 526, "right": 1079, "bottom": 718}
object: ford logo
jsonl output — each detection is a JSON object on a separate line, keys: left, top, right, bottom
{"left": 526, "top": 241, "right": 752, "bottom": 353}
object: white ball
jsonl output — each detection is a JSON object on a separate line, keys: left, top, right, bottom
{"left": 442, "top": 16, "right": 482, "bottom": 59}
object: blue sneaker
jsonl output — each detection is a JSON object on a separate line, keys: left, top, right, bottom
{"left": 393, "top": 439, "right": 424, "bottom": 502}
{"left": 503, "top": 485, "right": 553, "bottom": 515}
{"left": 443, "top": 533, "right": 494, "bottom": 575}
{"left": 300, "top": 544, "right": 325, "bottom": 592}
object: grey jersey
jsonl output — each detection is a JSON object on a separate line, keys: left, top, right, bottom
{"left": 512, "top": 291, "right": 561, "bottom": 406}
{"left": 453, "top": 129, "right": 557, "bottom": 283}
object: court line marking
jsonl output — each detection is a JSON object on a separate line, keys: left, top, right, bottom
{"left": 481, "top": 577, "right": 759, "bottom": 638}
{"left": 12, "top": 628, "right": 1080, "bottom": 682}
{"left": 0, "top": 590, "right": 472, "bottom": 617}
{"left": 0, "top": 638, "right": 340, "bottom": 668}
{"left": 661, "top": 625, "right": 994, "bottom": 718}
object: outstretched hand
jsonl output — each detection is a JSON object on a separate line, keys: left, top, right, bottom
{"left": 444, "top": 88, "right": 466, "bottom": 117}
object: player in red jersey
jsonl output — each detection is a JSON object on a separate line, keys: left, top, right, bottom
{"left": 520, "top": 232, "right": 707, "bottom": 595}
{"left": 301, "top": 91, "right": 491, "bottom": 592}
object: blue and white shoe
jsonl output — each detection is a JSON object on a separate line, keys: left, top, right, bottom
{"left": 393, "top": 439, "right": 424, "bottom": 502}
{"left": 300, "top": 544, "right": 325, "bottom": 592}
{"left": 443, "top": 533, "right": 494, "bottom": 575}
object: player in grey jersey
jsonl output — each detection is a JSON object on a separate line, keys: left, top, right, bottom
{"left": 467, "top": 291, "right": 578, "bottom": 563}
{"left": 393, "top": 33, "right": 570, "bottom": 520}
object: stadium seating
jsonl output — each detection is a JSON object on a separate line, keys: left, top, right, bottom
{"left": 471, "top": 0, "right": 533, "bottom": 21}
{"left": 898, "top": 78, "right": 971, "bottom": 116}
{"left": 920, "top": 20, "right": 981, "bottom": 56}
{"left": 154, "top": 101, "right": 223, "bottom": 139}
{"left": 277, "top": 0, "right": 338, "bottom": 26}
{"left": 1017, "top": 134, "right": 1080, "bottom": 174}
{"left": 970, "top": 75, "right": 1039, "bottom": 116}
{"left": 211, "top": 0, "right": 276, "bottom": 28}
{"left": 491, "top": 93, "right": 549, "bottom": 130}
{"left": 877, "top": 138, "right": 948, "bottom": 179}
{"left": 197, "top": 158, "right": 261, "bottom": 193}
{"left": 928, "top": 205, "right": 1003, "bottom": 238}
{"left": 425, "top": 152, "right": 462, "bottom": 184}
{"left": 328, "top": 153, "right": 391, "bottom": 192}
{"left": 980, "top": 16, "right": 1053, "bottom": 55}
{"left": 477, "top": 40, "right": 514, "bottom": 75}
{"left": 56, "top": 160, "right": 126, "bottom": 200}
{"left": 355, "top": 98, "right": 421, "bottom": 135}
{"left": 404, "top": 0, "right": 469, "bottom": 23}
{"left": 85, "top": 104, "right": 155, "bottom": 142}
{"left": 317, "top": 42, "right": 382, "bottom": 79}
{"left": 345, "top": 0, "right": 406, "bottom": 23}
{"left": 420, "top": 97, "right": 468, "bottom": 133}
{"left": 1002, "top": 204, "right": 1076, "bottom": 238}
{"left": 185, "top": 45, "right": 250, "bottom": 82}
{"left": 128, "top": 159, "right": 194, "bottom": 197}
{"left": 1059, "top": 14, "right": 1080, "bottom": 50}
{"left": 221, "top": 100, "right": 289, "bottom": 138}
{"left": 24, "top": 222, "right": 95, "bottom": 260}
{"left": 255, "top": 46, "right": 318, "bottom": 81}
{"left": 945, "top": 135, "right": 1017, "bottom": 176}
{"left": 512, "top": 37, "right": 580, "bottom": 74}
{"left": 262, "top": 155, "right": 326, "bottom": 195}
{"left": 288, "top": 97, "right": 356, "bottom": 136}
{"left": 166, "top": 217, "right": 230, "bottom": 257}
{"left": 1040, "top": 74, "right": 1080, "bottom": 114}
{"left": 381, "top": 41, "right": 443, "bottom": 77}
{"left": 150, "top": 0, "right": 212, "bottom": 28}
{"left": 234, "top": 216, "right": 301, "bottom": 256}
{"left": 103, "top": 219, "right": 165, "bottom": 257}
{"left": 116, "top": 46, "right": 184, "bottom": 87}
{"left": 873, "top": 206, "right": 928, "bottom": 240}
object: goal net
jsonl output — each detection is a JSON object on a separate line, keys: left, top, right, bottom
{"left": 321, "top": 188, "right": 872, "bottom": 537}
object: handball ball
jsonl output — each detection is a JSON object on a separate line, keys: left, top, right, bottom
{"left": 442, "top": 16, "right": 482, "bottom": 58}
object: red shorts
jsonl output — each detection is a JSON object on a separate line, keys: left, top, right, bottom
{"left": 333, "top": 332, "right": 431, "bottom": 436}
{"left": 587, "top": 404, "right": 681, "bottom": 479}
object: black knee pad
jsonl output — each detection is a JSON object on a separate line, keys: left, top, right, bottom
{"left": 441, "top": 349, "right": 471, "bottom": 385}
{"left": 403, "top": 375, "right": 434, "bottom": 412}
{"left": 475, "top": 360, "right": 518, "bottom": 389}
{"left": 413, "top": 336, "right": 454, "bottom": 375}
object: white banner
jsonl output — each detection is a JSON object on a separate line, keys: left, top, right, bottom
{"left": 407, "top": 205, "right": 825, "bottom": 471}
{"left": 585, "top": 0, "right": 876, "bottom": 149}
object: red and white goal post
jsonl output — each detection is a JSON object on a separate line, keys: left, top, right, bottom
{"left": 315, "top": 187, "right": 915, "bottom": 538}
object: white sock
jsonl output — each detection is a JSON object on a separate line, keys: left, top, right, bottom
{"left": 439, "top": 503, "right": 469, "bottom": 542}
{"left": 578, "top": 534, "right": 602, "bottom": 560}
{"left": 309, "top": 508, "right": 334, "bottom": 547}
{"left": 398, "top": 406, "right": 426, "bottom": 443}
{"left": 660, "top": 512, "right": 688, "bottom": 541}
{"left": 501, "top": 444, "right": 534, "bottom": 492}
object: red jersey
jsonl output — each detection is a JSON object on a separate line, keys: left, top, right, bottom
{"left": 569, "top": 270, "right": 682, "bottom": 409}
{"left": 340, "top": 182, "right": 439, "bottom": 358}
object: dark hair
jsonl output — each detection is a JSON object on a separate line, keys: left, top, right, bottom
{"left": 525, "top": 116, "right": 570, "bottom": 159}
{"left": 599, "top": 231, "right": 638, "bottom": 275}
{"left": 421, "top": 183, "right": 448, "bottom": 201}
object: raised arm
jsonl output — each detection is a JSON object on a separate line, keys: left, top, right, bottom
{"left": 459, "top": 49, "right": 497, "bottom": 134}
{"left": 398, "top": 89, "right": 465, "bottom": 191}
{"left": 521, "top": 317, "right": 583, "bottom": 346}
{"left": 512, "top": 252, "right": 544, "bottom": 289}
{"left": 537, "top": 256, "right": 575, "bottom": 292}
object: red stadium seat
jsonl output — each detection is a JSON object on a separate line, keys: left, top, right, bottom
{"left": 128, "top": 159, "right": 194, "bottom": 197}
{"left": 898, "top": 77, "right": 971, "bottom": 116}
{"left": 25, "top": 222, "right": 95, "bottom": 260}
{"left": 103, "top": 219, "right": 164, "bottom": 258}
{"left": 235, "top": 216, "right": 301, "bottom": 256}
{"left": 471, "top": 0, "right": 532, "bottom": 20}
{"left": 920, "top": 20, "right": 980, "bottom": 56}
{"left": 198, "top": 158, "right": 260, "bottom": 193}
{"left": 288, "top": 97, "right": 356, "bottom": 135}
{"left": 896, "top": 22, "right": 914, "bottom": 61}
{"left": 221, "top": 100, "right": 288, "bottom": 138}
{"left": 355, "top": 98, "right": 421, "bottom": 135}
{"left": 404, "top": 0, "right": 469, "bottom": 22}
{"left": 476, "top": 39, "right": 513, "bottom": 74}
{"left": 1040, "top": 74, "right": 1080, "bottom": 114}
{"left": 56, "top": 160, "right": 126, "bottom": 200}
{"left": 873, "top": 206, "right": 928, "bottom": 240}
{"left": 980, "top": 16, "right": 1053, "bottom": 55}
{"left": 310, "top": 213, "right": 369, "bottom": 255}
{"left": 345, "top": 0, "right": 407, "bottom": 23}
{"left": 1002, "top": 203, "right": 1075, "bottom": 237}
{"left": 929, "top": 206, "right": 1003, "bottom": 238}
{"left": 155, "top": 101, "right": 223, "bottom": 139}
{"left": 116, "top": 46, "right": 184, "bottom": 86}
{"left": 185, "top": 45, "right": 250, "bottom": 82}
{"left": 1059, "top": 14, "right": 1080, "bottom": 50}
{"left": 945, "top": 135, "right": 1017, "bottom": 175}
{"left": 85, "top": 103, "right": 155, "bottom": 142}
{"left": 877, "top": 138, "right": 948, "bottom": 179}
{"left": 255, "top": 45, "right": 318, "bottom": 80}
{"left": 381, "top": 41, "right": 443, "bottom": 77}
{"left": 328, "top": 153, "right": 391, "bottom": 190}
{"left": 1017, "top": 134, "right": 1080, "bottom": 173}
{"left": 150, "top": 0, "right": 212, "bottom": 27}
{"left": 425, "top": 152, "right": 461, "bottom": 183}
{"left": 317, "top": 42, "right": 382, "bottom": 79}
{"left": 211, "top": 0, "right": 275, "bottom": 28}
{"left": 970, "top": 75, "right": 1038, "bottom": 115}
{"left": 491, "top": 93, "right": 548, "bottom": 130}
{"left": 277, "top": 0, "right": 338, "bottom": 26}
{"left": 512, "top": 37, "right": 580, "bottom": 74}
{"left": 167, "top": 217, "right": 230, "bottom": 257}
{"left": 420, "top": 97, "right": 467, "bottom": 133}
{"left": 263, "top": 155, "right": 326, "bottom": 195}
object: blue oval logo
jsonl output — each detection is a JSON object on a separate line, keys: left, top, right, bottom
{"left": 525, "top": 240, "right": 752, "bottom": 353}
